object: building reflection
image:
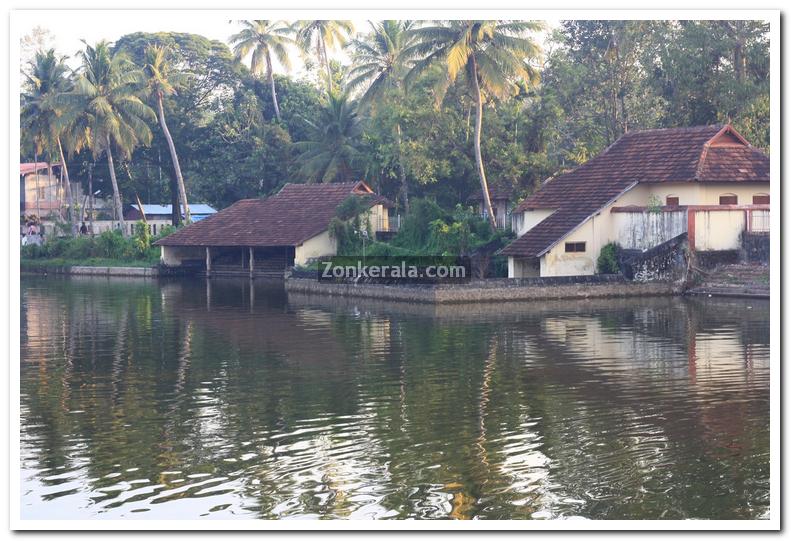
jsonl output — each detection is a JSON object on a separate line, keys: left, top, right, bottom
{"left": 20, "top": 277, "right": 769, "bottom": 520}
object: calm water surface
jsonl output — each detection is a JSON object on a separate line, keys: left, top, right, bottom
{"left": 20, "top": 276, "right": 770, "bottom": 520}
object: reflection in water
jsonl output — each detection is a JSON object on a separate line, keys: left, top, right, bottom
{"left": 20, "top": 276, "right": 769, "bottom": 520}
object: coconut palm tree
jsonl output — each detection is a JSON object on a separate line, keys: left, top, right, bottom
{"left": 141, "top": 44, "right": 191, "bottom": 224}
{"left": 347, "top": 20, "right": 416, "bottom": 212}
{"left": 21, "top": 49, "right": 78, "bottom": 232}
{"left": 293, "top": 92, "right": 364, "bottom": 183}
{"left": 296, "top": 20, "right": 354, "bottom": 94}
{"left": 60, "top": 41, "right": 155, "bottom": 236}
{"left": 229, "top": 20, "right": 293, "bottom": 122}
{"left": 406, "top": 20, "right": 542, "bottom": 229}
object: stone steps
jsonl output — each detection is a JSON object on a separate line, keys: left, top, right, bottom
{"left": 688, "top": 263, "right": 770, "bottom": 298}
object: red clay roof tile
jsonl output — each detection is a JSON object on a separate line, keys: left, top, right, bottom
{"left": 155, "top": 181, "right": 388, "bottom": 247}
{"left": 501, "top": 125, "right": 769, "bottom": 258}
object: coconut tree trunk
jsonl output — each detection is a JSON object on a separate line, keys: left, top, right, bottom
{"left": 46, "top": 161, "right": 53, "bottom": 215}
{"left": 57, "top": 137, "right": 77, "bottom": 235}
{"left": 88, "top": 163, "right": 94, "bottom": 235}
{"left": 266, "top": 52, "right": 281, "bottom": 122}
{"left": 470, "top": 58, "right": 497, "bottom": 231}
{"left": 396, "top": 122, "right": 409, "bottom": 214}
{"left": 34, "top": 149, "right": 41, "bottom": 220}
{"left": 320, "top": 38, "right": 332, "bottom": 94}
{"left": 157, "top": 93, "right": 190, "bottom": 224}
{"left": 105, "top": 135, "right": 127, "bottom": 236}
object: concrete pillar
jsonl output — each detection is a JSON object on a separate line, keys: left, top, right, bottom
{"left": 249, "top": 247, "right": 254, "bottom": 279}
{"left": 687, "top": 209, "right": 696, "bottom": 252}
{"left": 205, "top": 247, "right": 212, "bottom": 278}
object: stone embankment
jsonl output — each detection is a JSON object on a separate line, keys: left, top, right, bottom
{"left": 285, "top": 275, "right": 681, "bottom": 304}
{"left": 22, "top": 265, "right": 160, "bottom": 278}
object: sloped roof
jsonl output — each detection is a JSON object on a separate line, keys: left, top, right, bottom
{"left": 20, "top": 162, "right": 59, "bottom": 175}
{"left": 132, "top": 204, "right": 217, "bottom": 215}
{"left": 155, "top": 181, "right": 389, "bottom": 247}
{"left": 501, "top": 125, "right": 769, "bottom": 258}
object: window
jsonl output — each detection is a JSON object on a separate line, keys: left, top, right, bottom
{"left": 565, "top": 242, "right": 586, "bottom": 253}
{"left": 753, "top": 194, "right": 770, "bottom": 205}
{"left": 719, "top": 194, "right": 738, "bottom": 205}
{"left": 666, "top": 196, "right": 680, "bottom": 207}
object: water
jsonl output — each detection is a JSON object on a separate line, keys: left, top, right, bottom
{"left": 19, "top": 276, "right": 770, "bottom": 520}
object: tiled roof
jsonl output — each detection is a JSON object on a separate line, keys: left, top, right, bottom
{"left": 155, "top": 181, "right": 388, "bottom": 247}
{"left": 501, "top": 125, "right": 770, "bottom": 258}
{"left": 20, "top": 162, "right": 58, "bottom": 175}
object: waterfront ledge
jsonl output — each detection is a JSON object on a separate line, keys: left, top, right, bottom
{"left": 284, "top": 275, "right": 681, "bottom": 304}
{"left": 22, "top": 265, "right": 160, "bottom": 278}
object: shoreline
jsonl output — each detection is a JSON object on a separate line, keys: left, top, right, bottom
{"left": 22, "top": 264, "right": 160, "bottom": 278}
{"left": 284, "top": 276, "right": 683, "bottom": 304}
{"left": 21, "top": 265, "right": 768, "bottom": 301}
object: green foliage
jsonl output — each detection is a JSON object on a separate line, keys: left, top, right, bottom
{"left": 21, "top": 227, "right": 168, "bottom": 266}
{"left": 328, "top": 196, "right": 373, "bottom": 254}
{"left": 293, "top": 92, "right": 365, "bottom": 183}
{"left": 335, "top": 195, "right": 371, "bottom": 220}
{"left": 647, "top": 194, "right": 663, "bottom": 214}
{"left": 133, "top": 221, "right": 152, "bottom": 256}
{"left": 22, "top": 22, "right": 770, "bottom": 227}
{"left": 424, "top": 205, "right": 494, "bottom": 256}
{"left": 391, "top": 198, "right": 447, "bottom": 250}
{"left": 597, "top": 242, "right": 622, "bottom": 275}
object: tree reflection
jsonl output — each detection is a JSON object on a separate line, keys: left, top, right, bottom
{"left": 20, "top": 278, "right": 770, "bottom": 520}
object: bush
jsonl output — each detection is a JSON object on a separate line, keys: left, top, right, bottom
{"left": 391, "top": 198, "right": 447, "bottom": 250}
{"left": 95, "top": 230, "right": 127, "bottom": 259}
{"left": 21, "top": 227, "right": 161, "bottom": 266}
{"left": 597, "top": 242, "right": 621, "bottom": 274}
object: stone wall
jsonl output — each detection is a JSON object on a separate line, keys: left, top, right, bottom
{"left": 620, "top": 233, "right": 688, "bottom": 282}
{"left": 285, "top": 276, "right": 680, "bottom": 304}
{"left": 23, "top": 265, "right": 160, "bottom": 278}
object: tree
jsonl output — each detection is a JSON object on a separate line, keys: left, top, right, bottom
{"left": 347, "top": 20, "right": 416, "bottom": 211}
{"left": 21, "top": 49, "right": 80, "bottom": 233}
{"left": 645, "top": 20, "right": 769, "bottom": 148}
{"left": 293, "top": 92, "right": 364, "bottom": 183}
{"left": 141, "top": 44, "right": 191, "bottom": 223}
{"left": 229, "top": 20, "right": 294, "bottom": 122}
{"left": 61, "top": 41, "right": 155, "bottom": 236}
{"left": 295, "top": 20, "right": 354, "bottom": 94}
{"left": 20, "top": 26, "right": 55, "bottom": 69}
{"left": 406, "top": 21, "right": 543, "bottom": 229}
{"left": 114, "top": 32, "right": 245, "bottom": 224}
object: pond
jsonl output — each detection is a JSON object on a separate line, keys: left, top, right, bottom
{"left": 19, "top": 276, "right": 770, "bottom": 520}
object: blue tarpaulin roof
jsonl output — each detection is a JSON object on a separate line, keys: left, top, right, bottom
{"left": 132, "top": 204, "right": 217, "bottom": 216}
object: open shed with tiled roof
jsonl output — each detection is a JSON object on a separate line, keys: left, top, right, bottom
{"left": 155, "top": 181, "right": 392, "bottom": 277}
{"left": 501, "top": 125, "right": 770, "bottom": 278}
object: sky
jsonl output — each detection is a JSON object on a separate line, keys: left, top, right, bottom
{"left": 16, "top": 12, "right": 557, "bottom": 75}
{"left": 18, "top": 14, "right": 332, "bottom": 73}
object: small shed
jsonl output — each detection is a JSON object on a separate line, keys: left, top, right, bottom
{"left": 154, "top": 181, "right": 392, "bottom": 278}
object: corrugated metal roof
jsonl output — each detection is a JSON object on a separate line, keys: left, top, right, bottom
{"left": 132, "top": 204, "right": 217, "bottom": 215}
